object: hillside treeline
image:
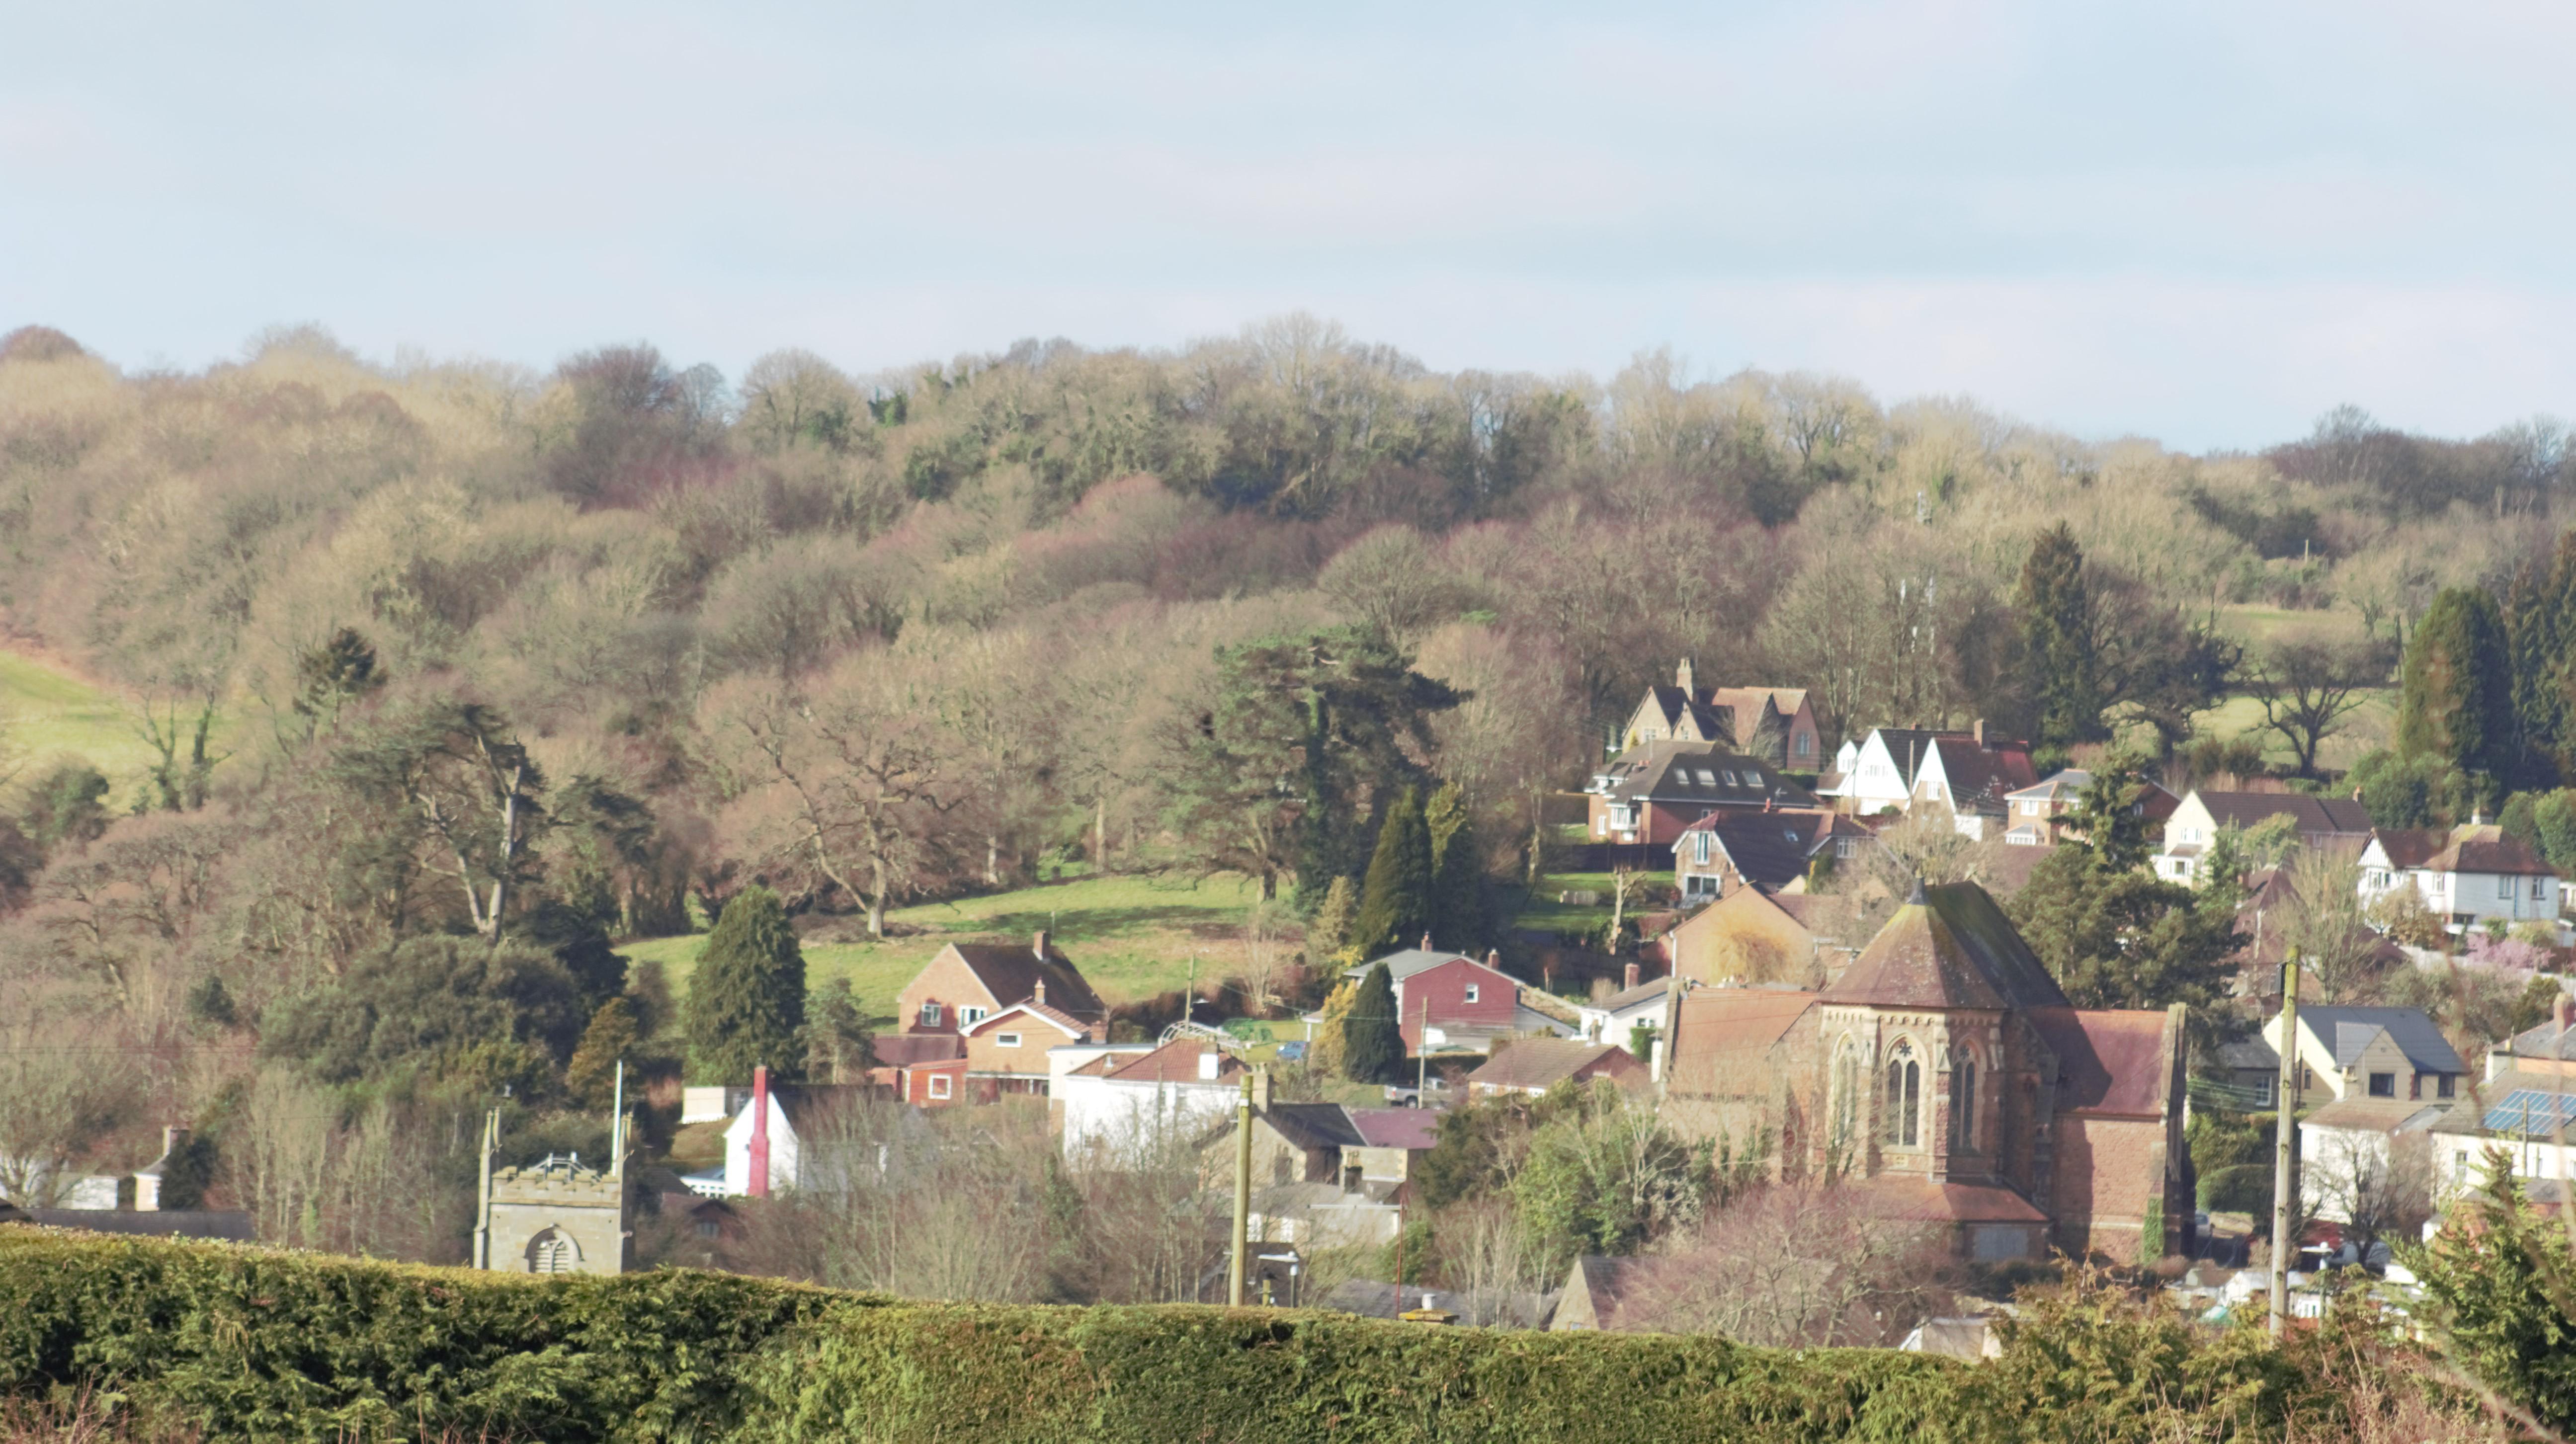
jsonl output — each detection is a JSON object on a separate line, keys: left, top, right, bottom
{"left": 0, "top": 316, "right": 2568, "bottom": 1259}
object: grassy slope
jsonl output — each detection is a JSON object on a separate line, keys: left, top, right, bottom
{"left": 624, "top": 872, "right": 1270, "bottom": 1023}
{"left": 0, "top": 648, "right": 243, "bottom": 807}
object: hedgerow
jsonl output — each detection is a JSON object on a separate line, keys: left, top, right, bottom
{"left": 0, "top": 1227, "right": 1965, "bottom": 1443}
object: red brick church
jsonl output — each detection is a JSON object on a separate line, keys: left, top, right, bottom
{"left": 1659, "top": 880, "right": 2190, "bottom": 1263}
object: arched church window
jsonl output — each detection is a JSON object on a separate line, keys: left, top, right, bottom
{"left": 527, "top": 1227, "right": 577, "bottom": 1275}
{"left": 1881, "top": 1040, "right": 1920, "bottom": 1148}
{"left": 1832, "top": 1040, "right": 1862, "bottom": 1148}
{"left": 1954, "top": 1056, "right": 1977, "bottom": 1152}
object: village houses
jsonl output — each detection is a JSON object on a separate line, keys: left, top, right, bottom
{"left": 1618, "top": 659, "right": 1823, "bottom": 771}
{"left": 2356, "top": 817, "right": 2562, "bottom": 937}
{"left": 2152, "top": 789, "right": 2372, "bottom": 884}
{"left": 1338, "top": 944, "right": 1577, "bottom": 1054}
{"left": 1818, "top": 725, "right": 2038, "bottom": 839}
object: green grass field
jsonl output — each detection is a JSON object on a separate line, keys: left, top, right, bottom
{"left": 1513, "top": 869, "right": 1675, "bottom": 934}
{"left": 2183, "top": 688, "right": 2396, "bottom": 773}
{"left": 2211, "top": 603, "right": 2371, "bottom": 648}
{"left": 0, "top": 648, "right": 179, "bottom": 804}
{"left": 623, "top": 871, "right": 1273, "bottom": 1026}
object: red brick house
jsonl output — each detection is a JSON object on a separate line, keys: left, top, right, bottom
{"left": 867, "top": 1034, "right": 969, "bottom": 1106}
{"left": 1464, "top": 1038, "right": 1649, "bottom": 1099}
{"left": 1340, "top": 946, "right": 1570, "bottom": 1053}
{"left": 1670, "top": 806, "right": 1874, "bottom": 904}
{"left": 891, "top": 932, "right": 1108, "bottom": 1100}
{"left": 957, "top": 999, "right": 1102, "bottom": 1098}
{"left": 1656, "top": 881, "right": 2191, "bottom": 1264}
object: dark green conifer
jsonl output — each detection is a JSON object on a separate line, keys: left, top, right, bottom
{"left": 2399, "top": 585, "right": 2515, "bottom": 788}
{"left": 2016, "top": 523, "right": 2106, "bottom": 756}
{"left": 1351, "top": 788, "right": 1434, "bottom": 957}
{"left": 684, "top": 886, "right": 808, "bottom": 1083}
{"left": 1342, "top": 962, "right": 1407, "bottom": 1085}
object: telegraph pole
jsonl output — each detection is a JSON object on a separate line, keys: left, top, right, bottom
{"left": 1228, "top": 1071, "right": 1253, "bottom": 1306}
{"left": 1416, "top": 995, "right": 1430, "bottom": 1100}
{"left": 2269, "top": 959, "right": 2302, "bottom": 1337}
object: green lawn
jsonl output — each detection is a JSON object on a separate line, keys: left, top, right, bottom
{"left": 0, "top": 648, "right": 238, "bottom": 807}
{"left": 624, "top": 872, "right": 1272, "bottom": 1027}
{"left": 2184, "top": 688, "right": 2396, "bottom": 773}
{"left": 1514, "top": 870, "right": 1675, "bottom": 935}
{"left": 2212, "top": 604, "right": 2370, "bottom": 648}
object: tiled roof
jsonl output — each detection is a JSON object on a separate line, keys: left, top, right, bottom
{"left": 1346, "top": 1107, "right": 1442, "bottom": 1151}
{"left": 1263, "top": 1103, "right": 1366, "bottom": 1151}
{"left": 1931, "top": 737, "right": 2039, "bottom": 816}
{"left": 2508, "top": 1017, "right": 2576, "bottom": 1061}
{"left": 2007, "top": 768, "right": 2092, "bottom": 802}
{"left": 2025, "top": 1008, "right": 2173, "bottom": 1117}
{"left": 1595, "top": 977, "right": 1673, "bottom": 1013}
{"left": 946, "top": 942, "right": 1108, "bottom": 1022}
{"left": 2299, "top": 1006, "right": 2465, "bottom": 1074}
{"left": 1851, "top": 1178, "right": 2049, "bottom": 1225}
{"left": 871, "top": 1034, "right": 966, "bottom": 1066}
{"left": 1674, "top": 807, "right": 1854, "bottom": 889}
{"left": 1664, "top": 988, "right": 1817, "bottom": 1097}
{"left": 1820, "top": 882, "right": 2068, "bottom": 1012}
{"left": 967, "top": 999, "right": 1093, "bottom": 1038}
{"left": 2303, "top": 1097, "right": 2450, "bottom": 1133}
{"left": 2190, "top": 791, "right": 2373, "bottom": 837}
{"left": 762, "top": 1083, "right": 867, "bottom": 1131}
{"left": 1103, "top": 1039, "right": 1247, "bottom": 1085}
{"left": 1465, "top": 1038, "right": 1642, "bottom": 1092}
{"left": 2426, "top": 824, "right": 2556, "bottom": 877}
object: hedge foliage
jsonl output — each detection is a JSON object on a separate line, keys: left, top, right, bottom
{"left": 0, "top": 1227, "right": 1977, "bottom": 1443}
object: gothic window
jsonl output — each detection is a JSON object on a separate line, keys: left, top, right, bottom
{"left": 1832, "top": 1040, "right": 1862, "bottom": 1147}
{"left": 527, "top": 1227, "right": 577, "bottom": 1275}
{"left": 1881, "top": 1040, "right": 1921, "bottom": 1148}
{"left": 1953, "top": 1056, "right": 1977, "bottom": 1152}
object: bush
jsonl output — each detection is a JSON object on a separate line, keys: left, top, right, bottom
{"left": 0, "top": 1228, "right": 1963, "bottom": 1443}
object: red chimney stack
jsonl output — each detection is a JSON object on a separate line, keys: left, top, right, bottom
{"left": 1624, "top": 963, "right": 1641, "bottom": 991}
{"left": 748, "top": 1064, "right": 771, "bottom": 1199}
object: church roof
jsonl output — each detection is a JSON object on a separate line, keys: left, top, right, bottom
{"left": 1819, "top": 881, "right": 2068, "bottom": 1012}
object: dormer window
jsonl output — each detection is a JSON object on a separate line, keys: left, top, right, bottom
{"left": 1694, "top": 769, "right": 1717, "bottom": 786}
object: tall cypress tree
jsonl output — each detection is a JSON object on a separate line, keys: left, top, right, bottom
{"left": 2015, "top": 523, "right": 2106, "bottom": 755}
{"left": 1342, "top": 962, "right": 1407, "bottom": 1084}
{"left": 684, "top": 886, "right": 808, "bottom": 1083}
{"left": 2505, "top": 531, "right": 2576, "bottom": 786}
{"left": 1425, "top": 783, "right": 1486, "bottom": 955}
{"left": 2399, "top": 586, "right": 2516, "bottom": 788}
{"left": 1351, "top": 788, "right": 1434, "bottom": 957}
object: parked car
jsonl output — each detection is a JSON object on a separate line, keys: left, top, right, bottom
{"left": 1383, "top": 1079, "right": 1451, "bottom": 1108}
{"left": 1276, "top": 1041, "right": 1308, "bottom": 1062}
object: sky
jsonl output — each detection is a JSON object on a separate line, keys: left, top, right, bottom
{"left": 4, "top": 0, "right": 2572, "bottom": 451}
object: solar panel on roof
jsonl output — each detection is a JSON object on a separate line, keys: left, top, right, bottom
{"left": 2481, "top": 1089, "right": 2576, "bottom": 1134}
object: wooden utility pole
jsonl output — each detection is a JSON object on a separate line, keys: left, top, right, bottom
{"left": 471, "top": 1107, "right": 497, "bottom": 1270}
{"left": 1416, "top": 995, "right": 1430, "bottom": 1100}
{"left": 2269, "top": 959, "right": 2302, "bottom": 1337}
{"left": 1228, "top": 1072, "right": 1252, "bottom": 1306}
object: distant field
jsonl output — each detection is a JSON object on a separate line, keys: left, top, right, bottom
{"left": 1515, "top": 869, "right": 1675, "bottom": 934}
{"left": 2185, "top": 687, "right": 2396, "bottom": 773}
{"left": 624, "top": 871, "right": 1273, "bottom": 1027}
{"left": 0, "top": 648, "right": 205, "bottom": 804}
{"left": 2212, "top": 603, "right": 2370, "bottom": 647}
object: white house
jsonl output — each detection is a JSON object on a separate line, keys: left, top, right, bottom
{"left": 719, "top": 1083, "right": 865, "bottom": 1196}
{"left": 2298, "top": 1096, "right": 2448, "bottom": 1226}
{"left": 2152, "top": 790, "right": 2372, "bottom": 885}
{"left": 2357, "top": 820, "right": 2561, "bottom": 935}
{"left": 1819, "top": 725, "right": 2035, "bottom": 838}
{"left": 1577, "top": 976, "right": 1673, "bottom": 1044}
{"left": 1055, "top": 1039, "right": 1250, "bottom": 1162}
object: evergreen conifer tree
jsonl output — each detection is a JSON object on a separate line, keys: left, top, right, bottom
{"left": 1342, "top": 962, "right": 1407, "bottom": 1084}
{"left": 684, "top": 886, "right": 808, "bottom": 1083}
{"left": 1351, "top": 788, "right": 1434, "bottom": 957}
{"left": 1306, "top": 875, "right": 1360, "bottom": 963}
{"left": 2015, "top": 523, "right": 2106, "bottom": 756}
{"left": 2399, "top": 585, "right": 2516, "bottom": 788}
{"left": 565, "top": 996, "right": 639, "bottom": 1108}
{"left": 1425, "top": 783, "right": 1486, "bottom": 954}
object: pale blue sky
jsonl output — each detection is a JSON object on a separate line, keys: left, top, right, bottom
{"left": 5, "top": 1, "right": 2570, "bottom": 449}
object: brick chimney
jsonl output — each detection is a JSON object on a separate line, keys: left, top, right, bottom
{"left": 1033, "top": 978, "right": 1046, "bottom": 1007}
{"left": 748, "top": 1064, "right": 771, "bottom": 1200}
{"left": 1972, "top": 718, "right": 1986, "bottom": 747}
{"left": 1624, "top": 963, "right": 1640, "bottom": 991}
{"left": 1033, "top": 929, "right": 1050, "bottom": 960}
{"left": 1420, "top": 932, "right": 1433, "bottom": 952}
{"left": 1485, "top": 949, "right": 1500, "bottom": 968}
{"left": 2556, "top": 993, "right": 2572, "bottom": 1034}
{"left": 1676, "top": 657, "right": 1694, "bottom": 693}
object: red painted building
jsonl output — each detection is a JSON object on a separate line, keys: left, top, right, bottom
{"left": 1342, "top": 947, "right": 1547, "bottom": 1053}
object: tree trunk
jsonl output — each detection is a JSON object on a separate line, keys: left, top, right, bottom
{"left": 868, "top": 855, "right": 888, "bottom": 939}
{"left": 986, "top": 836, "right": 999, "bottom": 887}
{"left": 1096, "top": 796, "right": 1108, "bottom": 874}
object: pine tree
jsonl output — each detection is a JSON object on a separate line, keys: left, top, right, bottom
{"left": 1342, "top": 962, "right": 1406, "bottom": 1084}
{"left": 802, "top": 976, "right": 873, "bottom": 1084}
{"left": 1350, "top": 788, "right": 1434, "bottom": 957}
{"left": 1425, "top": 783, "right": 1486, "bottom": 955}
{"left": 2015, "top": 523, "right": 2106, "bottom": 756}
{"left": 1309, "top": 976, "right": 1359, "bottom": 1076}
{"left": 2505, "top": 531, "right": 2576, "bottom": 786}
{"left": 684, "top": 886, "right": 808, "bottom": 1083}
{"left": 565, "top": 996, "right": 639, "bottom": 1108}
{"left": 2399, "top": 585, "right": 2516, "bottom": 787}
{"left": 1306, "top": 875, "right": 1360, "bottom": 963}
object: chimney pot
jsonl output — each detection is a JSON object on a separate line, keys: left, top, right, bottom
{"left": 162, "top": 1124, "right": 188, "bottom": 1157}
{"left": 1485, "top": 949, "right": 1500, "bottom": 968}
{"left": 1623, "top": 963, "right": 1640, "bottom": 990}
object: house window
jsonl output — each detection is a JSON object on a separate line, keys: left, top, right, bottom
{"left": 926, "top": 1073, "right": 952, "bottom": 1100}
{"left": 1721, "top": 770, "right": 1740, "bottom": 786}
{"left": 2455, "top": 1149, "right": 2472, "bottom": 1181}
{"left": 919, "top": 1002, "right": 944, "bottom": 1028}
{"left": 997, "top": 1032, "right": 1022, "bottom": 1048}
{"left": 1796, "top": 733, "right": 1813, "bottom": 757}
{"left": 1694, "top": 769, "right": 1716, "bottom": 786}
{"left": 1882, "top": 1043, "right": 1921, "bottom": 1148}
{"left": 2253, "top": 1075, "right": 2275, "bottom": 1107}
{"left": 528, "top": 1228, "right": 574, "bottom": 1274}
{"left": 2367, "top": 1072, "right": 2397, "bottom": 1098}
{"left": 1835, "top": 839, "right": 1855, "bottom": 859}
{"left": 1464, "top": 984, "right": 1480, "bottom": 1004}
{"left": 1692, "top": 833, "right": 1711, "bottom": 867}
{"left": 2538, "top": 878, "right": 2551, "bottom": 901}
{"left": 2501, "top": 875, "right": 2516, "bottom": 899}
{"left": 2438, "top": 1075, "right": 2457, "bottom": 1099}
{"left": 960, "top": 1006, "right": 989, "bottom": 1026}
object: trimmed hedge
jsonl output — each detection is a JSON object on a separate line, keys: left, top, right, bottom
{"left": 0, "top": 1227, "right": 1966, "bottom": 1443}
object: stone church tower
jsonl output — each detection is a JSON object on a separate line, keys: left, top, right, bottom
{"left": 473, "top": 1069, "right": 632, "bottom": 1276}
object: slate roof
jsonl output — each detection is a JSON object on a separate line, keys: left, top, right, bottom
{"left": 1341, "top": 948, "right": 1494, "bottom": 983}
{"left": 2189, "top": 791, "right": 2373, "bottom": 838}
{"left": 2303, "top": 1097, "right": 2450, "bottom": 1133}
{"left": 2007, "top": 768, "right": 2094, "bottom": 804}
{"left": 2025, "top": 1008, "right": 2173, "bottom": 1117}
{"left": 1465, "top": 1038, "right": 1643, "bottom": 1092}
{"left": 1819, "top": 882, "right": 2068, "bottom": 1012}
{"left": 1265, "top": 1103, "right": 1366, "bottom": 1151}
{"left": 1931, "top": 736, "right": 2040, "bottom": 816}
{"left": 1640, "top": 685, "right": 1737, "bottom": 742}
{"left": 1593, "top": 741, "right": 1820, "bottom": 810}
{"left": 2429, "top": 823, "right": 2555, "bottom": 877}
{"left": 1673, "top": 807, "right": 1860, "bottom": 889}
{"left": 2506, "top": 1016, "right": 2576, "bottom": 1061}
{"left": 945, "top": 942, "right": 1108, "bottom": 1022}
{"left": 2297, "top": 1006, "right": 2465, "bottom": 1075}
